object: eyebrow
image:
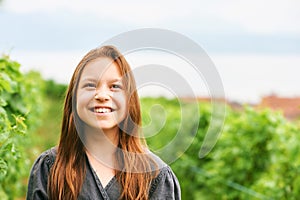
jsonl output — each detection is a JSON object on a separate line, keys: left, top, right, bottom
{"left": 109, "top": 78, "right": 122, "bottom": 83}
{"left": 80, "top": 77, "right": 97, "bottom": 82}
{"left": 80, "top": 77, "right": 122, "bottom": 83}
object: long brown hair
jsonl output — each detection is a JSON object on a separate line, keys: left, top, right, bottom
{"left": 48, "top": 45, "right": 157, "bottom": 200}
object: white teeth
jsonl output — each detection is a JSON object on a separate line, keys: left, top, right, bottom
{"left": 95, "top": 108, "right": 112, "bottom": 113}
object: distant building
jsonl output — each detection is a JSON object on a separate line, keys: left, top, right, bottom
{"left": 258, "top": 95, "right": 300, "bottom": 120}
{"left": 181, "top": 95, "right": 300, "bottom": 120}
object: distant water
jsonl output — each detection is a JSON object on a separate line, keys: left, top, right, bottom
{"left": 12, "top": 50, "right": 300, "bottom": 104}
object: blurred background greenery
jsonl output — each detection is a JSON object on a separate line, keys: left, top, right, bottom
{"left": 1, "top": 57, "right": 300, "bottom": 200}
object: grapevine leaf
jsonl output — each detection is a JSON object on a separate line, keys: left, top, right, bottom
{"left": 0, "top": 159, "right": 8, "bottom": 179}
{"left": 0, "top": 97, "right": 7, "bottom": 106}
{"left": 0, "top": 72, "right": 13, "bottom": 92}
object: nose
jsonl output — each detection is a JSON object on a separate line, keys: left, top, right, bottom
{"left": 94, "top": 87, "right": 110, "bottom": 101}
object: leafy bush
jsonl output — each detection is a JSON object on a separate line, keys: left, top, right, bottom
{"left": 0, "top": 56, "right": 44, "bottom": 200}
{"left": 143, "top": 98, "right": 300, "bottom": 199}
{"left": 44, "top": 79, "right": 67, "bottom": 99}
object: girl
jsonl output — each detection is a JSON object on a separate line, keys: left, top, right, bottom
{"left": 27, "top": 45, "right": 181, "bottom": 200}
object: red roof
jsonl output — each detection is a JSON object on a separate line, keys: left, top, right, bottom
{"left": 259, "top": 95, "right": 300, "bottom": 120}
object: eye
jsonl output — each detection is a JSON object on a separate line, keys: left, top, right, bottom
{"left": 84, "top": 83, "right": 96, "bottom": 88}
{"left": 111, "top": 84, "right": 123, "bottom": 90}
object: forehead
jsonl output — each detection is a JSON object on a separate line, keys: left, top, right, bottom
{"left": 80, "top": 57, "right": 121, "bottom": 80}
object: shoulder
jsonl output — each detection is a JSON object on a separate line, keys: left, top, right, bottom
{"left": 147, "top": 152, "right": 181, "bottom": 199}
{"left": 35, "top": 147, "right": 57, "bottom": 166}
{"left": 26, "top": 147, "right": 57, "bottom": 200}
{"left": 31, "top": 147, "right": 57, "bottom": 173}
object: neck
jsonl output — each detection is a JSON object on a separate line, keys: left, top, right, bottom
{"left": 83, "top": 125, "right": 119, "bottom": 168}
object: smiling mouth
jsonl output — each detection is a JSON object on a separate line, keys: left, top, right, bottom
{"left": 93, "top": 107, "right": 113, "bottom": 113}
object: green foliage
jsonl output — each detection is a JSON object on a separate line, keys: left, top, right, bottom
{"left": 28, "top": 92, "right": 63, "bottom": 153}
{"left": 1, "top": 55, "right": 299, "bottom": 200}
{"left": 141, "top": 97, "right": 200, "bottom": 164}
{"left": 143, "top": 98, "right": 300, "bottom": 200}
{"left": 0, "top": 57, "right": 66, "bottom": 199}
{"left": 44, "top": 79, "right": 67, "bottom": 99}
{"left": 0, "top": 56, "right": 44, "bottom": 199}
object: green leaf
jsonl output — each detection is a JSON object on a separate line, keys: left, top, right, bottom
{"left": 0, "top": 106, "right": 6, "bottom": 115}
{"left": 0, "top": 62, "right": 6, "bottom": 70}
{"left": 0, "top": 72, "right": 13, "bottom": 92}
{"left": 0, "top": 97, "right": 7, "bottom": 106}
{"left": 0, "top": 159, "right": 8, "bottom": 179}
{"left": 11, "top": 114, "right": 27, "bottom": 135}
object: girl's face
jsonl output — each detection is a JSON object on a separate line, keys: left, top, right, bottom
{"left": 76, "top": 57, "right": 127, "bottom": 133}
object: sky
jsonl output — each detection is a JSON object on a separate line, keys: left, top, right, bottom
{"left": 0, "top": 0, "right": 300, "bottom": 103}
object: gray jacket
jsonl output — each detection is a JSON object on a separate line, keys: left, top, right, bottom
{"left": 27, "top": 147, "right": 181, "bottom": 200}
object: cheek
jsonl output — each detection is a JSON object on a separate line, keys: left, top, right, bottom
{"left": 76, "top": 90, "right": 95, "bottom": 108}
{"left": 114, "top": 93, "right": 128, "bottom": 112}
